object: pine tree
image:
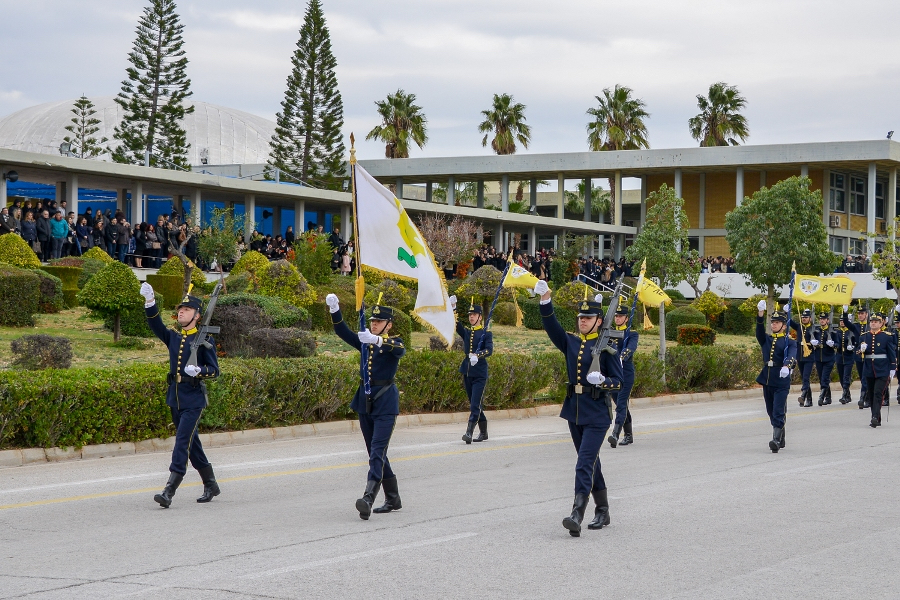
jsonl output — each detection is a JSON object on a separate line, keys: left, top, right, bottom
{"left": 63, "top": 96, "right": 108, "bottom": 159}
{"left": 268, "top": 0, "right": 346, "bottom": 190}
{"left": 112, "top": 0, "right": 193, "bottom": 169}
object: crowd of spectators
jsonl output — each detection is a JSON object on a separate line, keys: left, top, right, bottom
{"left": 838, "top": 254, "right": 872, "bottom": 273}
{"left": 701, "top": 256, "right": 737, "bottom": 273}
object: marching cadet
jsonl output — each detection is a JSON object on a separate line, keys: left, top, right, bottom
{"left": 756, "top": 301, "right": 798, "bottom": 453}
{"left": 326, "top": 293, "right": 406, "bottom": 519}
{"left": 609, "top": 303, "right": 638, "bottom": 447}
{"left": 858, "top": 311, "right": 897, "bottom": 427}
{"left": 788, "top": 309, "right": 814, "bottom": 407}
{"left": 810, "top": 311, "right": 838, "bottom": 406}
{"left": 534, "top": 280, "right": 625, "bottom": 537}
{"left": 140, "top": 283, "right": 221, "bottom": 508}
{"left": 835, "top": 306, "right": 857, "bottom": 404}
{"left": 853, "top": 305, "right": 870, "bottom": 407}
{"left": 449, "top": 295, "right": 493, "bottom": 444}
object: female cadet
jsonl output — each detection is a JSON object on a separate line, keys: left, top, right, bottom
{"left": 756, "top": 301, "right": 798, "bottom": 453}
{"left": 449, "top": 295, "right": 493, "bottom": 444}
{"left": 788, "top": 309, "right": 814, "bottom": 407}
{"left": 326, "top": 293, "right": 406, "bottom": 519}
{"left": 534, "top": 280, "right": 625, "bottom": 537}
{"left": 609, "top": 303, "right": 638, "bottom": 447}
{"left": 835, "top": 306, "right": 857, "bottom": 405}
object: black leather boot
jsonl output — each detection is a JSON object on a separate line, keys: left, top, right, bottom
{"left": 562, "top": 493, "right": 589, "bottom": 537}
{"left": 372, "top": 476, "right": 401, "bottom": 514}
{"left": 356, "top": 479, "right": 381, "bottom": 520}
{"left": 620, "top": 422, "right": 633, "bottom": 446}
{"left": 196, "top": 465, "right": 220, "bottom": 503}
{"left": 474, "top": 419, "right": 488, "bottom": 442}
{"left": 803, "top": 389, "right": 812, "bottom": 408}
{"left": 797, "top": 391, "right": 805, "bottom": 406}
{"left": 824, "top": 387, "right": 832, "bottom": 405}
{"left": 779, "top": 426, "right": 786, "bottom": 449}
{"left": 769, "top": 427, "right": 782, "bottom": 453}
{"left": 840, "top": 387, "right": 851, "bottom": 404}
{"left": 870, "top": 416, "right": 881, "bottom": 428}
{"left": 818, "top": 388, "right": 826, "bottom": 406}
{"left": 896, "top": 385, "right": 900, "bottom": 405}
{"left": 587, "top": 489, "right": 610, "bottom": 530}
{"left": 462, "top": 421, "right": 475, "bottom": 444}
{"left": 607, "top": 424, "right": 621, "bottom": 448}
{"left": 154, "top": 472, "right": 184, "bottom": 508}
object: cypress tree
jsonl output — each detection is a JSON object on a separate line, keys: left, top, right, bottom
{"left": 112, "top": 0, "right": 193, "bottom": 170}
{"left": 268, "top": 0, "right": 346, "bottom": 190}
{"left": 63, "top": 96, "right": 108, "bottom": 159}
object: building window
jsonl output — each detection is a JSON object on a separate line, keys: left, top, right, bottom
{"left": 850, "top": 176, "right": 866, "bottom": 216}
{"left": 830, "top": 173, "right": 846, "bottom": 212}
{"left": 876, "top": 182, "right": 885, "bottom": 219}
{"left": 829, "top": 236, "right": 845, "bottom": 255}
{"left": 688, "top": 236, "right": 699, "bottom": 252}
{"left": 850, "top": 238, "right": 867, "bottom": 255}
{"left": 875, "top": 241, "right": 885, "bottom": 253}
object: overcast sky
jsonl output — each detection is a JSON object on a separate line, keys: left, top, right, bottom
{"left": 2, "top": 0, "right": 899, "bottom": 163}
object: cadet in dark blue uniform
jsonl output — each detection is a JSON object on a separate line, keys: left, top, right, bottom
{"left": 326, "top": 293, "right": 406, "bottom": 519}
{"left": 140, "top": 283, "right": 221, "bottom": 508}
{"left": 858, "top": 312, "right": 897, "bottom": 427}
{"left": 756, "top": 302, "right": 798, "bottom": 453}
{"left": 853, "top": 306, "right": 870, "bottom": 406}
{"left": 810, "top": 311, "right": 838, "bottom": 406}
{"left": 535, "top": 280, "right": 625, "bottom": 537}
{"left": 450, "top": 295, "right": 493, "bottom": 444}
{"left": 788, "top": 309, "right": 814, "bottom": 407}
{"left": 835, "top": 308, "right": 857, "bottom": 404}
{"left": 608, "top": 304, "right": 638, "bottom": 447}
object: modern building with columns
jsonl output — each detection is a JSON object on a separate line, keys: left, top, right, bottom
{"left": 360, "top": 139, "right": 900, "bottom": 257}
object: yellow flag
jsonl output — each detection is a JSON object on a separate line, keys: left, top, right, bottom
{"left": 502, "top": 262, "right": 540, "bottom": 289}
{"left": 634, "top": 259, "right": 672, "bottom": 308}
{"left": 794, "top": 274, "right": 855, "bottom": 305}
{"left": 643, "top": 305, "right": 654, "bottom": 330}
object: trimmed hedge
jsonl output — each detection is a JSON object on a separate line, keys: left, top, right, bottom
{"left": 217, "top": 293, "right": 310, "bottom": 329}
{"left": 33, "top": 270, "right": 64, "bottom": 313}
{"left": 146, "top": 274, "right": 183, "bottom": 309}
{"left": 494, "top": 301, "right": 517, "bottom": 326}
{"left": 158, "top": 256, "right": 206, "bottom": 291}
{"left": 665, "top": 306, "right": 706, "bottom": 341}
{"left": 11, "top": 334, "right": 73, "bottom": 369}
{"left": 522, "top": 299, "right": 577, "bottom": 332}
{"left": 0, "top": 265, "right": 40, "bottom": 326}
{"left": 719, "top": 299, "right": 754, "bottom": 334}
{"left": 677, "top": 324, "right": 716, "bottom": 346}
{"left": 41, "top": 266, "right": 81, "bottom": 308}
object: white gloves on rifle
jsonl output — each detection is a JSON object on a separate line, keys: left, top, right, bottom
{"left": 358, "top": 328, "right": 382, "bottom": 346}
{"left": 810, "top": 338, "right": 819, "bottom": 346}
{"left": 779, "top": 366, "right": 790, "bottom": 378}
{"left": 757, "top": 300, "right": 767, "bottom": 311}
{"left": 826, "top": 339, "right": 835, "bottom": 347}
{"left": 184, "top": 364, "right": 201, "bottom": 377}
{"left": 325, "top": 293, "right": 340, "bottom": 314}
{"left": 586, "top": 371, "right": 605, "bottom": 385}
{"left": 140, "top": 282, "right": 155, "bottom": 308}
{"left": 469, "top": 353, "right": 478, "bottom": 366}
{"left": 534, "top": 280, "right": 550, "bottom": 298}
{"left": 847, "top": 343, "right": 854, "bottom": 351}
{"left": 859, "top": 342, "right": 868, "bottom": 352}
{"left": 449, "top": 295, "right": 457, "bottom": 311}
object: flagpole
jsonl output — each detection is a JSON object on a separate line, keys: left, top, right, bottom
{"left": 476, "top": 249, "right": 515, "bottom": 354}
{"left": 348, "top": 133, "right": 370, "bottom": 398}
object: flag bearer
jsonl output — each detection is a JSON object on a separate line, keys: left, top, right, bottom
{"left": 609, "top": 303, "right": 638, "bottom": 447}
{"left": 756, "top": 301, "right": 798, "bottom": 453}
{"left": 450, "top": 295, "right": 493, "bottom": 444}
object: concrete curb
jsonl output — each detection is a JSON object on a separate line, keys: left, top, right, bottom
{"left": 0, "top": 382, "right": 864, "bottom": 469}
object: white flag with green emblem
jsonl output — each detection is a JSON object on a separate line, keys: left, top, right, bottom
{"left": 354, "top": 164, "right": 456, "bottom": 344}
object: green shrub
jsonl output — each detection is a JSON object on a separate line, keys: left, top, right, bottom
{"left": 33, "top": 270, "right": 64, "bottom": 314}
{"left": 291, "top": 231, "right": 335, "bottom": 285}
{"left": 62, "top": 290, "right": 78, "bottom": 308}
{"left": 103, "top": 301, "right": 155, "bottom": 338}
{"left": 246, "top": 328, "right": 316, "bottom": 358}
{"left": 11, "top": 334, "right": 73, "bottom": 369}
{"left": 78, "top": 262, "right": 144, "bottom": 340}
{"left": 0, "top": 265, "right": 40, "bottom": 326}
{"left": 663, "top": 346, "right": 757, "bottom": 393}
{"left": 364, "top": 279, "right": 414, "bottom": 312}
{"left": 720, "top": 299, "right": 754, "bottom": 334}
{"left": 550, "top": 258, "right": 569, "bottom": 289}
{"left": 49, "top": 257, "right": 85, "bottom": 267}
{"left": 493, "top": 301, "right": 518, "bottom": 326}
{"left": 146, "top": 274, "right": 183, "bottom": 309}
{"left": 664, "top": 288, "right": 686, "bottom": 300}
{"left": 41, "top": 266, "right": 82, "bottom": 293}
{"left": 78, "top": 258, "right": 106, "bottom": 289}
{"left": 210, "top": 304, "right": 274, "bottom": 357}
{"left": 553, "top": 280, "right": 596, "bottom": 310}
{"left": 677, "top": 324, "right": 717, "bottom": 346}
{"left": 258, "top": 260, "right": 317, "bottom": 308}
{"left": 230, "top": 250, "right": 270, "bottom": 279}
{"left": 224, "top": 271, "right": 252, "bottom": 294}
{"left": 691, "top": 290, "right": 727, "bottom": 324}
{"left": 521, "top": 299, "right": 576, "bottom": 332}
{"left": 81, "top": 246, "right": 114, "bottom": 264}
{"left": 665, "top": 306, "right": 706, "bottom": 341}
{"left": 158, "top": 256, "right": 206, "bottom": 292}
{"left": 216, "top": 293, "right": 310, "bottom": 329}
{"left": 0, "top": 233, "right": 42, "bottom": 268}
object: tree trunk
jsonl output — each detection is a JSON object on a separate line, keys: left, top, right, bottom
{"left": 114, "top": 313, "right": 121, "bottom": 342}
{"left": 607, "top": 176, "right": 616, "bottom": 225}
{"left": 219, "top": 262, "right": 227, "bottom": 294}
{"left": 168, "top": 233, "right": 195, "bottom": 297}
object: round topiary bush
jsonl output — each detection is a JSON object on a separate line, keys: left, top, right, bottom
{"left": 665, "top": 305, "right": 707, "bottom": 341}
{"left": 78, "top": 258, "right": 106, "bottom": 289}
{"left": 145, "top": 274, "right": 184, "bottom": 309}
{"left": 10, "top": 334, "right": 73, "bottom": 369}
{"left": 664, "top": 288, "right": 686, "bottom": 300}
{"left": 553, "top": 281, "right": 596, "bottom": 311}
{"left": 230, "top": 250, "right": 270, "bottom": 279}
{"left": 209, "top": 303, "right": 274, "bottom": 357}
{"left": 246, "top": 328, "right": 316, "bottom": 358}
{"left": 78, "top": 261, "right": 143, "bottom": 341}
{"left": 493, "top": 301, "right": 518, "bottom": 326}
{"left": 81, "top": 246, "right": 114, "bottom": 264}
{"left": 33, "top": 270, "right": 64, "bottom": 313}
{"left": 157, "top": 257, "right": 206, "bottom": 292}
{"left": 677, "top": 324, "right": 717, "bottom": 346}
{"left": 216, "top": 293, "right": 310, "bottom": 329}
{"left": 258, "top": 260, "right": 317, "bottom": 308}
{"left": 0, "top": 234, "right": 42, "bottom": 268}
{"left": 0, "top": 265, "right": 40, "bottom": 326}
{"left": 364, "top": 279, "right": 413, "bottom": 313}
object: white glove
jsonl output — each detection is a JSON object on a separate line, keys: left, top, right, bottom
{"left": 184, "top": 364, "right": 201, "bottom": 377}
{"left": 594, "top": 294, "right": 603, "bottom": 303}
{"left": 779, "top": 366, "right": 790, "bottom": 378}
{"left": 860, "top": 342, "right": 868, "bottom": 352}
{"left": 533, "top": 280, "right": 549, "bottom": 296}
{"left": 358, "top": 328, "right": 382, "bottom": 346}
{"left": 469, "top": 353, "right": 478, "bottom": 366}
{"left": 449, "top": 295, "right": 457, "bottom": 310}
{"left": 826, "top": 339, "right": 835, "bottom": 347}
{"left": 895, "top": 304, "right": 900, "bottom": 314}
{"left": 140, "top": 282, "right": 155, "bottom": 307}
{"left": 847, "top": 343, "right": 854, "bottom": 351}
{"left": 892, "top": 370, "right": 897, "bottom": 379}
{"left": 757, "top": 300, "right": 766, "bottom": 311}
{"left": 325, "top": 293, "right": 340, "bottom": 313}
{"left": 586, "top": 371, "right": 605, "bottom": 385}
{"left": 810, "top": 338, "right": 819, "bottom": 346}
{"left": 782, "top": 304, "right": 789, "bottom": 311}
{"left": 842, "top": 305, "right": 848, "bottom": 312}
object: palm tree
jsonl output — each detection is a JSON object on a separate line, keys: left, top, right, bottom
{"left": 586, "top": 84, "right": 650, "bottom": 223}
{"left": 365, "top": 89, "right": 428, "bottom": 158}
{"left": 478, "top": 93, "right": 531, "bottom": 155}
{"left": 688, "top": 82, "right": 749, "bottom": 147}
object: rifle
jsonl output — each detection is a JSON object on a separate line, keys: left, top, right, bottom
{"left": 183, "top": 278, "right": 223, "bottom": 382}
{"left": 588, "top": 276, "right": 625, "bottom": 425}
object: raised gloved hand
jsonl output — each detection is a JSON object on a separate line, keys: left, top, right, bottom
{"left": 810, "top": 338, "right": 819, "bottom": 346}
{"left": 449, "top": 295, "right": 457, "bottom": 310}
{"left": 325, "top": 293, "right": 340, "bottom": 314}
{"left": 826, "top": 339, "right": 835, "bottom": 347}
{"left": 779, "top": 366, "right": 790, "bottom": 378}
{"left": 895, "top": 304, "right": 900, "bottom": 314}
{"left": 594, "top": 294, "right": 603, "bottom": 303}
{"left": 782, "top": 304, "right": 789, "bottom": 311}
{"left": 469, "top": 353, "right": 478, "bottom": 366}
{"left": 892, "top": 370, "right": 897, "bottom": 379}
{"left": 586, "top": 371, "right": 605, "bottom": 385}
{"left": 358, "top": 328, "right": 382, "bottom": 346}
{"left": 757, "top": 300, "right": 767, "bottom": 311}
{"left": 859, "top": 342, "right": 868, "bottom": 352}
{"left": 533, "top": 280, "right": 550, "bottom": 297}
{"left": 140, "top": 282, "right": 155, "bottom": 308}
{"left": 847, "top": 343, "right": 855, "bottom": 351}
{"left": 184, "top": 364, "right": 201, "bottom": 377}
{"left": 842, "top": 305, "right": 848, "bottom": 312}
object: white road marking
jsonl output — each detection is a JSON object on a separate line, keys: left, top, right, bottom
{"left": 765, "top": 458, "right": 860, "bottom": 476}
{"left": 639, "top": 410, "right": 760, "bottom": 427}
{"left": 240, "top": 532, "right": 478, "bottom": 579}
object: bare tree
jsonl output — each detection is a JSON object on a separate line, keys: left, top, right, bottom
{"left": 416, "top": 213, "right": 483, "bottom": 273}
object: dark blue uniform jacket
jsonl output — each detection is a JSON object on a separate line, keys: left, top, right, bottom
{"left": 810, "top": 324, "right": 839, "bottom": 362}
{"left": 788, "top": 318, "right": 814, "bottom": 362}
{"left": 457, "top": 321, "right": 493, "bottom": 378}
{"left": 859, "top": 329, "right": 897, "bottom": 379}
{"left": 611, "top": 325, "right": 638, "bottom": 375}
{"left": 756, "top": 317, "right": 798, "bottom": 389}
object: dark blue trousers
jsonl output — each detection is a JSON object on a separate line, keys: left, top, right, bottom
{"left": 762, "top": 385, "right": 788, "bottom": 429}
{"left": 855, "top": 358, "right": 868, "bottom": 398}
{"left": 865, "top": 376, "right": 888, "bottom": 421}
{"left": 798, "top": 361, "right": 813, "bottom": 392}
{"left": 359, "top": 413, "right": 396, "bottom": 482}
{"left": 463, "top": 375, "right": 488, "bottom": 423}
{"left": 814, "top": 359, "right": 835, "bottom": 390}
{"left": 568, "top": 422, "right": 607, "bottom": 496}
{"left": 836, "top": 358, "right": 854, "bottom": 388}
{"left": 169, "top": 406, "right": 210, "bottom": 475}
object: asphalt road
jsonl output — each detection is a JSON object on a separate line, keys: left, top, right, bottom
{"left": 2, "top": 396, "right": 899, "bottom": 600}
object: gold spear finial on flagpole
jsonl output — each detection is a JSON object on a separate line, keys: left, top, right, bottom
{"left": 350, "top": 133, "right": 356, "bottom": 165}
{"left": 349, "top": 133, "right": 364, "bottom": 311}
